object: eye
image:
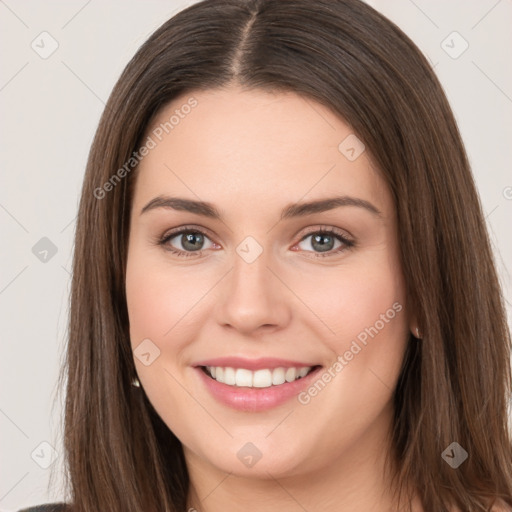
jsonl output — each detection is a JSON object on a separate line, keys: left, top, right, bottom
{"left": 156, "top": 225, "right": 355, "bottom": 259}
{"left": 158, "top": 226, "right": 217, "bottom": 258}
{"left": 294, "top": 227, "right": 354, "bottom": 258}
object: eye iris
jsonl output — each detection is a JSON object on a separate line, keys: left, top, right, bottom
{"left": 182, "top": 232, "right": 204, "bottom": 251}
{"left": 312, "top": 233, "right": 334, "bottom": 252}
{"left": 172, "top": 230, "right": 342, "bottom": 254}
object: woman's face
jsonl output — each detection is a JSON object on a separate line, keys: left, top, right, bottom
{"left": 126, "top": 85, "right": 412, "bottom": 479}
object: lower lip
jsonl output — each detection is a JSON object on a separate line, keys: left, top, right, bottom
{"left": 194, "top": 366, "right": 323, "bottom": 412}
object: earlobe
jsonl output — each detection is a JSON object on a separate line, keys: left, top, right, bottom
{"left": 414, "top": 326, "right": 422, "bottom": 339}
{"left": 409, "top": 315, "right": 422, "bottom": 339}
{"left": 410, "top": 324, "right": 422, "bottom": 339}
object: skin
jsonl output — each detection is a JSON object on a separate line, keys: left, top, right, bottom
{"left": 125, "top": 85, "right": 423, "bottom": 511}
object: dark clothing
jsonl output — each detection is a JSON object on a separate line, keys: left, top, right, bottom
{"left": 18, "top": 504, "right": 69, "bottom": 512}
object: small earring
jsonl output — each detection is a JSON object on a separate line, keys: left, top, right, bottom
{"left": 131, "top": 377, "right": 141, "bottom": 387}
{"left": 415, "top": 327, "right": 422, "bottom": 339}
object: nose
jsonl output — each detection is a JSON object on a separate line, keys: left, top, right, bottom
{"left": 215, "top": 246, "right": 292, "bottom": 335}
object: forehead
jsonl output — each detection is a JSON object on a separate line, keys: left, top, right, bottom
{"left": 133, "top": 86, "right": 392, "bottom": 218}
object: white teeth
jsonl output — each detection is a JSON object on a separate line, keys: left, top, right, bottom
{"left": 204, "top": 365, "right": 314, "bottom": 388}
{"left": 285, "top": 367, "right": 297, "bottom": 382}
{"left": 235, "top": 368, "right": 253, "bottom": 387}
{"left": 272, "top": 367, "right": 286, "bottom": 385}
{"left": 224, "top": 367, "right": 236, "bottom": 385}
{"left": 297, "top": 367, "right": 309, "bottom": 378}
{"left": 253, "top": 369, "right": 272, "bottom": 388}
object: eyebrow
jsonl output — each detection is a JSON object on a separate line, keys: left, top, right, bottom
{"left": 140, "top": 195, "right": 382, "bottom": 220}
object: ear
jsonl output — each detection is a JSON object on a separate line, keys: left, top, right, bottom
{"left": 408, "top": 314, "right": 422, "bottom": 339}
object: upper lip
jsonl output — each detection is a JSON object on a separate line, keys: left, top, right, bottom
{"left": 193, "top": 357, "right": 321, "bottom": 371}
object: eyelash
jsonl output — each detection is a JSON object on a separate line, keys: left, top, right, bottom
{"left": 156, "top": 225, "right": 355, "bottom": 259}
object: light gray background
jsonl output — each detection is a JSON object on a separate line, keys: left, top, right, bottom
{"left": 1, "top": 1, "right": 511, "bottom": 510}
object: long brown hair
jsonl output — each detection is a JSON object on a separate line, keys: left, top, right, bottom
{"left": 56, "top": 0, "right": 512, "bottom": 510}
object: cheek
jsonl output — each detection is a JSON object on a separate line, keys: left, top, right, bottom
{"left": 293, "top": 259, "right": 407, "bottom": 346}
{"left": 125, "top": 247, "right": 207, "bottom": 347}
{"left": 291, "top": 260, "right": 408, "bottom": 452}
{"left": 125, "top": 246, "right": 201, "bottom": 422}
{"left": 126, "top": 263, "right": 169, "bottom": 345}
{"left": 290, "top": 250, "right": 409, "bottom": 406}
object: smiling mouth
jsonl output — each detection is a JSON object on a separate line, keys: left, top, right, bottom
{"left": 199, "top": 365, "right": 322, "bottom": 388}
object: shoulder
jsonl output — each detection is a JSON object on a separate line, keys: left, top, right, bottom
{"left": 447, "top": 499, "right": 511, "bottom": 512}
{"left": 491, "top": 501, "right": 512, "bottom": 512}
{"left": 17, "top": 504, "right": 69, "bottom": 512}
{"left": 482, "top": 499, "right": 512, "bottom": 512}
